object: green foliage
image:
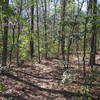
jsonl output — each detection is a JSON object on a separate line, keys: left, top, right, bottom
{"left": 0, "top": 83, "right": 6, "bottom": 92}
{"left": 75, "top": 87, "right": 93, "bottom": 100}
{"left": 0, "top": 67, "right": 11, "bottom": 74}
{"left": 62, "top": 67, "right": 78, "bottom": 84}
{"left": 19, "top": 34, "right": 29, "bottom": 58}
{"left": 22, "top": 0, "right": 37, "bottom": 9}
{"left": 59, "top": 20, "right": 80, "bottom": 27}
{"left": 0, "top": 0, "right": 5, "bottom": 5}
{"left": 48, "top": 40, "right": 58, "bottom": 55}
{"left": 85, "top": 66, "right": 100, "bottom": 86}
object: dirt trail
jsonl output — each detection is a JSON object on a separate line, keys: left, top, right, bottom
{"left": 0, "top": 59, "right": 99, "bottom": 100}
{"left": 0, "top": 59, "right": 80, "bottom": 100}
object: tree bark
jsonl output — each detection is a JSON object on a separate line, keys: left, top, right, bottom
{"left": 44, "top": 0, "right": 48, "bottom": 59}
{"left": 16, "top": 0, "right": 23, "bottom": 66}
{"left": 36, "top": 0, "right": 41, "bottom": 63}
{"left": 30, "top": 4, "right": 35, "bottom": 59}
{"left": 90, "top": 0, "right": 97, "bottom": 67}
{"left": 61, "top": 0, "right": 66, "bottom": 67}
{"left": 2, "top": 0, "right": 9, "bottom": 66}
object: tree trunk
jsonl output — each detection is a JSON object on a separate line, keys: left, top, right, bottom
{"left": 83, "top": 0, "right": 89, "bottom": 77}
{"left": 16, "top": 0, "right": 23, "bottom": 66}
{"left": 83, "top": 18, "right": 88, "bottom": 77}
{"left": 36, "top": 0, "right": 41, "bottom": 63}
{"left": 67, "top": 38, "right": 72, "bottom": 68}
{"left": 90, "top": 0, "right": 97, "bottom": 68}
{"left": 9, "top": 25, "right": 15, "bottom": 67}
{"left": 2, "top": 0, "right": 9, "bottom": 66}
{"left": 61, "top": 0, "right": 66, "bottom": 67}
{"left": 30, "top": 4, "right": 35, "bottom": 59}
{"left": 44, "top": 0, "right": 48, "bottom": 59}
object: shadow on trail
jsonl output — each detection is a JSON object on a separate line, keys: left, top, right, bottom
{"left": 2, "top": 72, "right": 81, "bottom": 99}
{"left": 17, "top": 65, "right": 32, "bottom": 68}
{"left": 94, "top": 64, "right": 100, "bottom": 66}
{"left": 13, "top": 70, "right": 62, "bottom": 81}
{"left": 0, "top": 94, "right": 27, "bottom": 100}
{"left": 1, "top": 72, "right": 98, "bottom": 100}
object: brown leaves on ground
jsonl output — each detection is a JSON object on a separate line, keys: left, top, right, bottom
{"left": 0, "top": 57, "right": 100, "bottom": 100}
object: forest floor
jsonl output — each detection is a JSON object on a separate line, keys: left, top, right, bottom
{"left": 0, "top": 54, "right": 100, "bottom": 100}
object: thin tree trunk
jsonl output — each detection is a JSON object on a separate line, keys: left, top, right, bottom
{"left": 9, "top": 25, "right": 15, "bottom": 67}
{"left": 83, "top": 18, "right": 88, "bottom": 77}
{"left": 2, "top": 0, "right": 9, "bottom": 66}
{"left": 57, "top": 31, "right": 61, "bottom": 58}
{"left": 90, "top": 0, "right": 97, "bottom": 68}
{"left": 53, "top": 0, "right": 57, "bottom": 40}
{"left": 30, "top": 4, "right": 35, "bottom": 59}
{"left": 67, "top": 38, "right": 72, "bottom": 68}
{"left": 16, "top": 0, "right": 23, "bottom": 66}
{"left": 41, "top": 0, "right": 48, "bottom": 59}
{"left": 61, "top": 0, "right": 66, "bottom": 67}
{"left": 83, "top": 0, "right": 89, "bottom": 77}
{"left": 44, "top": 0, "right": 48, "bottom": 59}
{"left": 76, "top": 40, "right": 80, "bottom": 84}
{"left": 36, "top": 0, "right": 41, "bottom": 63}
{"left": 17, "top": 22, "right": 21, "bottom": 66}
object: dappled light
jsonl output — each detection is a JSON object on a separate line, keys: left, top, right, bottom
{"left": 0, "top": 0, "right": 100, "bottom": 100}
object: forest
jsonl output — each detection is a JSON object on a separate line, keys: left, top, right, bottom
{"left": 0, "top": 0, "right": 100, "bottom": 100}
